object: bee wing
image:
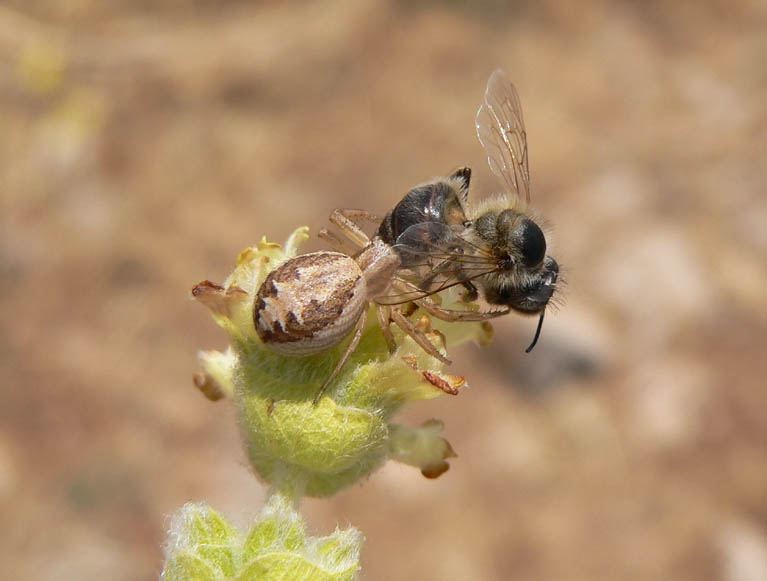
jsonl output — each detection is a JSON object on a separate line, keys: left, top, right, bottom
{"left": 374, "top": 221, "right": 500, "bottom": 306}
{"left": 475, "top": 69, "right": 531, "bottom": 203}
{"left": 392, "top": 221, "right": 493, "bottom": 268}
{"left": 391, "top": 221, "right": 462, "bottom": 265}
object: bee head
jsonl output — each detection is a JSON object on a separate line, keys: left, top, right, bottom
{"left": 483, "top": 210, "right": 559, "bottom": 315}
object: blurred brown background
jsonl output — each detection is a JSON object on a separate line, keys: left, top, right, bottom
{"left": 1, "top": 1, "right": 765, "bottom": 579}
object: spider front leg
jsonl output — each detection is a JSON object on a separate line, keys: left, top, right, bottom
{"left": 391, "top": 278, "right": 509, "bottom": 322}
{"left": 318, "top": 227, "right": 358, "bottom": 255}
{"left": 389, "top": 307, "right": 451, "bottom": 364}
{"left": 414, "top": 294, "right": 510, "bottom": 322}
{"left": 328, "top": 208, "right": 379, "bottom": 249}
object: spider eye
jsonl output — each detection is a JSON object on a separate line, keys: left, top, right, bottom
{"left": 517, "top": 219, "right": 546, "bottom": 267}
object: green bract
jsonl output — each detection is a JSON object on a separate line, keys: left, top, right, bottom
{"left": 192, "top": 227, "right": 492, "bottom": 497}
{"left": 162, "top": 493, "right": 362, "bottom": 581}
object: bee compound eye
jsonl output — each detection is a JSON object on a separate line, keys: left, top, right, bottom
{"left": 518, "top": 219, "right": 546, "bottom": 267}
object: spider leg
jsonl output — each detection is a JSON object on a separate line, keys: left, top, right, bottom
{"left": 313, "top": 308, "right": 368, "bottom": 405}
{"left": 375, "top": 304, "right": 397, "bottom": 353}
{"left": 336, "top": 208, "right": 380, "bottom": 224}
{"left": 328, "top": 208, "right": 379, "bottom": 249}
{"left": 318, "top": 228, "right": 357, "bottom": 255}
{"left": 391, "top": 278, "right": 509, "bottom": 322}
{"left": 414, "top": 294, "right": 510, "bottom": 322}
{"left": 390, "top": 308, "right": 451, "bottom": 364}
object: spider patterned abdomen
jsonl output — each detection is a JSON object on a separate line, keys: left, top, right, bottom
{"left": 254, "top": 251, "right": 368, "bottom": 356}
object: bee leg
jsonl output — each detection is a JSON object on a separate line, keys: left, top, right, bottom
{"left": 318, "top": 228, "right": 357, "bottom": 255}
{"left": 460, "top": 280, "right": 479, "bottom": 302}
{"left": 313, "top": 308, "right": 368, "bottom": 405}
{"left": 419, "top": 260, "right": 459, "bottom": 291}
{"left": 376, "top": 305, "right": 397, "bottom": 353}
{"left": 401, "top": 302, "right": 418, "bottom": 318}
{"left": 328, "top": 208, "right": 378, "bottom": 248}
{"left": 390, "top": 308, "right": 451, "bottom": 364}
{"left": 414, "top": 295, "right": 510, "bottom": 322}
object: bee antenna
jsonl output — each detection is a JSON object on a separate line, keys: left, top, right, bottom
{"left": 525, "top": 311, "right": 545, "bottom": 353}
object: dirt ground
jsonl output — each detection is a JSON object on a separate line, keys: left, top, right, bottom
{"left": 1, "top": 1, "right": 765, "bottom": 579}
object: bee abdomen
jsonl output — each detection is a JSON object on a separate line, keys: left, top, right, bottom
{"left": 378, "top": 182, "right": 451, "bottom": 245}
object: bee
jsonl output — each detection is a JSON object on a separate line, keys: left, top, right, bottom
{"left": 377, "top": 69, "right": 560, "bottom": 352}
